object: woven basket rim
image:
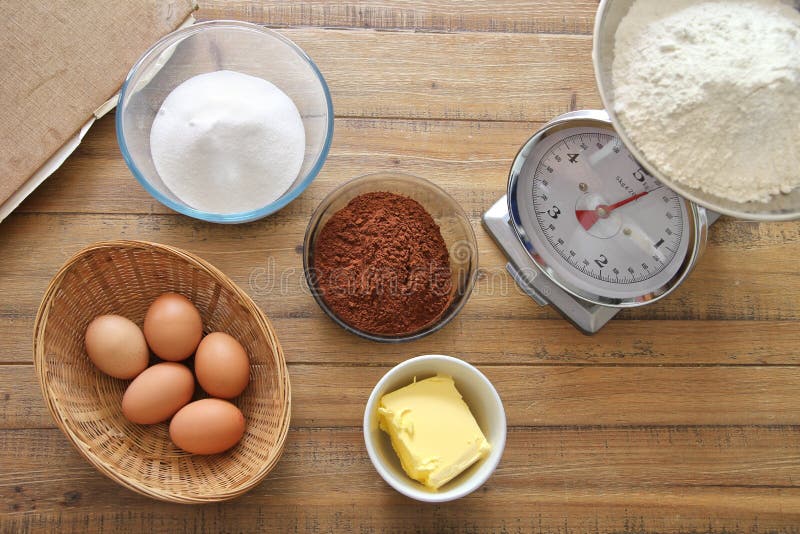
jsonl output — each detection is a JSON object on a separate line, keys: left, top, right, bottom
{"left": 33, "top": 240, "right": 292, "bottom": 503}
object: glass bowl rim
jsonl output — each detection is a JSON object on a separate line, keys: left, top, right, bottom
{"left": 302, "top": 172, "right": 479, "bottom": 343}
{"left": 116, "top": 20, "right": 334, "bottom": 224}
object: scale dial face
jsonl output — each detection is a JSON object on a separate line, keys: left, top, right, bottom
{"left": 509, "top": 114, "right": 700, "bottom": 306}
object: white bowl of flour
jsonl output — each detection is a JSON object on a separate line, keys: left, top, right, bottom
{"left": 594, "top": 0, "right": 800, "bottom": 220}
{"left": 117, "top": 21, "right": 334, "bottom": 223}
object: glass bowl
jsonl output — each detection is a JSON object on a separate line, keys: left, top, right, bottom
{"left": 116, "top": 21, "right": 334, "bottom": 224}
{"left": 303, "top": 173, "right": 479, "bottom": 343}
{"left": 593, "top": 0, "right": 800, "bottom": 221}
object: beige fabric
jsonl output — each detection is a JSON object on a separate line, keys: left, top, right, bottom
{"left": 0, "top": 0, "right": 196, "bottom": 207}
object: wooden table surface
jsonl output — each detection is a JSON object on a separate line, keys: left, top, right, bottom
{"left": 3, "top": 1, "right": 800, "bottom": 532}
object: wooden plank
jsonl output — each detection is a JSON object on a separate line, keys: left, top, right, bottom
{"left": 18, "top": 115, "right": 800, "bottom": 260}
{"left": 17, "top": 115, "right": 800, "bottom": 253}
{"left": 3, "top": 489, "right": 799, "bottom": 533}
{"left": 0, "top": 366, "right": 45, "bottom": 430}
{"left": 4, "top": 312, "right": 800, "bottom": 365}
{"left": 2, "top": 428, "right": 800, "bottom": 532}
{"left": 197, "top": 0, "right": 599, "bottom": 35}
{"left": 291, "top": 365, "right": 800, "bottom": 427}
{"left": 1, "top": 212, "right": 798, "bottom": 327}
{"left": 6, "top": 364, "right": 800, "bottom": 429}
{"left": 16, "top": 116, "right": 535, "bottom": 215}
{"left": 4, "top": 426, "right": 800, "bottom": 495}
{"left": 284, "top": 29, "right": 597, "bottom": 121}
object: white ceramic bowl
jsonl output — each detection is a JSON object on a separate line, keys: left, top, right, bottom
{"left": 363, "top": 355, "right": 506, "bottom": 502}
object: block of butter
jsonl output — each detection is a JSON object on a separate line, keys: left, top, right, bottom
{"left": 377, "top": 374, "right": 491, "bottom": 490}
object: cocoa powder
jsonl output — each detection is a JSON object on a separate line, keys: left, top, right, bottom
{"left": 312, "top": 192, "right": 453, "bottom": 337}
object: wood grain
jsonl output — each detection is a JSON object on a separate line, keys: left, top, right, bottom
{"left": 6, "top": 427, "right": 800, "bottom": 496}
{"left": 2, "top": 210, "right": 798, "bottom": 327}
{"left": 198, "top": 0, "right": 599, "bottom": 34}
{"left": 282, "top": 29, "right": 599, "bottom": 121}
{"left": 6, "top": 364, "right": 800, "bottom": 429}
{"left": 4, "top": 315, "right": 800, "bottom": 366}
{"left": 3, "top": 429, "right": 800, "bottom": 532}
{"left": 4, "top": 488, "right": 799, "bottom": 534}
{"left": 15, "top": 116, "right": 537, "bottom": 215}
{"left": 2, "top": 0, "right": 800, "bottom": 531}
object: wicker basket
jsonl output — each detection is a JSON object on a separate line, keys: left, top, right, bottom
{"left": 33, "top": 240, "right": 291, "bottom": 503}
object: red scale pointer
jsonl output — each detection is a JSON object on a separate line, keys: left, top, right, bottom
{"left": 576, "top": 190, "right": 651, "bottom": 231}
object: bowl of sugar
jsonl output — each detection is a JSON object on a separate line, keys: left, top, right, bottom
{"left": 117, "top": 21, "right": 334, "bottom": 223}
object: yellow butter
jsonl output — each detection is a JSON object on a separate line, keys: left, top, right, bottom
{"left": 377, "top": 374, "right": 491, "bottom": 490}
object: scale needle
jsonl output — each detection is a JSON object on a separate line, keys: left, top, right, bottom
{"left": 576, "top": 190, "right": 651, "bottom": 231}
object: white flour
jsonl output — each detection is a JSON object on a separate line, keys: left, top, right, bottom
{"left": 613, "top": 0, "right": 800, "bottom": 203}
{"left": 150, "top": 70, "right": 305, "bottom": 214}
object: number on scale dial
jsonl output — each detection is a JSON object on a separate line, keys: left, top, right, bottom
{"left": 517, "top": 126, "right": 691, "bottom": 302}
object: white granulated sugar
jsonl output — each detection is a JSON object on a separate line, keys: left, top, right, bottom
{"left": 613, "top": 0, "right": 800, "bottom": 203}
{"left": 150, "top": 70, "right": 305, "bottom": 214}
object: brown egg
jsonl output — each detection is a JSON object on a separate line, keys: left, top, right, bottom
{"left": 143, "top": 293, "right": 203, "bottom": 361}
{"left": 122, "top": 362, "right": 194, "bottom": 424}
{"left": 194, "top": 332, "right": 250, "bottom": 398}
{"left": 84, "top": 315, "right": 149, "bottom": 379}
{"left": 169, "top": 398, "right": 246, "bottom": 455}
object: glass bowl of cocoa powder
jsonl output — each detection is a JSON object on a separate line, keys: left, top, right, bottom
{"left": 303, "top": 173, "right": 478, "bottom": 342}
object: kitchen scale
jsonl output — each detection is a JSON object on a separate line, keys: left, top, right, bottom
{"left": 483, "top": 110, "right": 718, "bottom": 334}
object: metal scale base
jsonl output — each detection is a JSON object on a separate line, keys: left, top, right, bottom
{"left": 482, "top": 195, "right": 619, "bottom": 334}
